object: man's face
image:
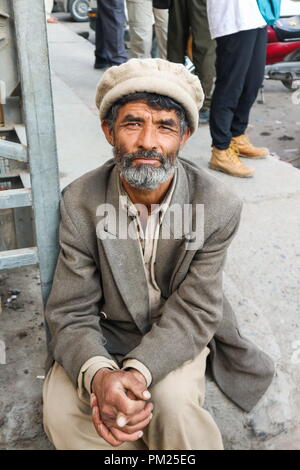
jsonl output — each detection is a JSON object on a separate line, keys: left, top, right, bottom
{"left": 102, "top": 101, "right": 190, "bottom": 190}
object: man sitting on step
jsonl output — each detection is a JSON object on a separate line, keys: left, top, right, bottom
{"left": 43, "top": 58, "right": 274, "bottom": 450}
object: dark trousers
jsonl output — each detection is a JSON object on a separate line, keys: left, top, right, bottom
{"left": 210, "top": 27, "right": 267, "bottom": 149}
{"left": 167, "top": 0, "right": 216, "bottom": 110}
{"left": 95, "top": 0, "right": 128, "bottom": 66}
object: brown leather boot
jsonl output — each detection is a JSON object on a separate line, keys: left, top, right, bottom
{"left": 231, "top": 134, "right": 269, "bottom": 158}
{"left": 209, "top": 144, "right": 255, "bottom": 178}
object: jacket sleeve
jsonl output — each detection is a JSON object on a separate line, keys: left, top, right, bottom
{"left": 45, "top": 196, "right": 115, "bottom": 386}
{"left": 123, "top": 201, "right": 243, "bottom": 386}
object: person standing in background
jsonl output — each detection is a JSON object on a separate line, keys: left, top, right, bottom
{"left": 207, "top": 0, "right": 272, "bottom": 178}
{"left": 167, "top": 0, "right": 216, "bottom": 124}
{"left": 126, "top": 0, "right": 169, "bottom": 59}
{"left": 94, "top": 0, "right": 128, "bottom": 69}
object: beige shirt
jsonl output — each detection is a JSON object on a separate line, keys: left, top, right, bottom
{"left": 78, "top": 169, "right": 177, "bottom": 398}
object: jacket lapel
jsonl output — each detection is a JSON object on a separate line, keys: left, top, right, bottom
{"left": 155, "top": 161, "right": 193, "bottom": 296}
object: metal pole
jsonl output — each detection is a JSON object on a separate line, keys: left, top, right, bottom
{"left": 12, "top": 0, "right": 61, "bottom": 305}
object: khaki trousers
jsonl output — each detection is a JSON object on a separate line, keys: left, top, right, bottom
{"left": 126, "top": 0, "right": 169, "bottom": 59}
{"left": 44, "top": 0, "right": 54, "bottom": 19}
{"left": 43, "top": 347, "right": 223, "bottom": 450}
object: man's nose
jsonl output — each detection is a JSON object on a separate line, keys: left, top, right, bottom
{"left": 136, "top": 125, "right": 158, "bottom": 150}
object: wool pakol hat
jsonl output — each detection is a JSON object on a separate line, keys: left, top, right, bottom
{"left": 95, "top": 58, "right": 204, "bottom": 134}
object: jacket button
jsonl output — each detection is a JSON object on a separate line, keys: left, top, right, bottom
{"left": 100, "top": 311, "right": 107, "bottom": 319}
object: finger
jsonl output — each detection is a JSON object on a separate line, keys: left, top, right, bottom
{"left": 90, "top": 393, "right": 119, "bottom": 422}
{"left": 116, "top": 412, "right": 129, "bottom": 428}
{"left": 110, "top": 426, "right": 144, "bottom": 442}
{"left": 122, "top": 375, "right": 151, "bottom": 401}
{"left": 115, "top": 402, "right": 152, "bottom": 427}
{"left": 121, "top": 413, "right": 153, "bottom": 434}
{"left": 91, "top": 395, "right": 118, "bottom": 426}
{"left": 115, "top": 392, "right": 147, "bottom": 417}
{"left": 91, "top": 406, "right": 123, "bottom": 446}
{"left": 125, "top": 402, "right": 153, "bottom": 426}
{"left": 127, "top": 390, "right": 137, "bottom": 400}
{"left": 97, "top": 422, "right": 123, "bottom": 447}
{"left": 92, "top": 404, "right": 118, "bottom": 430}
{"left": 90, "top": 393, "right": 98, "bottom": 409}
{"left": 92, "top": 404, "right": 102, "bottom": 430}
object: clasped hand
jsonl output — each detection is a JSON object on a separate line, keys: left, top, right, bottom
{"left": 90, "top": 368, "right": 153, "bottom": 447}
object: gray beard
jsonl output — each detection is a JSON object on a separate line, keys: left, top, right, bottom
{"left": 113, "top": 148, "right": 178, "bottom": 190}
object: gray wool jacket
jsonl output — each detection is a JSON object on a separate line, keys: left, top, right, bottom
{"left": 45, "top": 157, "right": 275, "bottom": 412}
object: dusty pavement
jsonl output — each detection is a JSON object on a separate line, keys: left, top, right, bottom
{"left": 0, "top": 268, "right": 53, "bottom": 450}
{"left": 0, "top": 16, "right": 300, "bottom": 450}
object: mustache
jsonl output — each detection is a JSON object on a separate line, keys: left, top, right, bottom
{"left": 120, "top": 150, "right": 166, "bottom": 163}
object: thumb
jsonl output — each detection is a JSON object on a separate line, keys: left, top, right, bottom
{"left": 122, "top": 373, "right": 151, "bottom": 401}
{"left": 116, "top": 411, "right": 129, "bottom": 427}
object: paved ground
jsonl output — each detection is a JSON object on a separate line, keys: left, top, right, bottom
{"left": 0, "top": 17, "right": 300, "bottom": 450}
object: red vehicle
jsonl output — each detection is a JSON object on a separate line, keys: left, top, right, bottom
{"left": 266, "top": 15, "right": 300, "bottom": 89}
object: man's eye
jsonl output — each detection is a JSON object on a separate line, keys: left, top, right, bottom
{"left": 126, "top": 122, "right": 140, "bottom": 127}
{"left": 159, "top": 126, "right": 173, "bottom": 131}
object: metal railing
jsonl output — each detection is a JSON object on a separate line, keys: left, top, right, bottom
{"left": 0, "top": 0, "right": 60, "bottom": 304}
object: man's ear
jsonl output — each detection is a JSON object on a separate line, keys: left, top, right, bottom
{"left": 179, "top": 127, "right": 191, "bottom": 149}
{"left": 101, "top": 120, "right": 115, "bottom": 146}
